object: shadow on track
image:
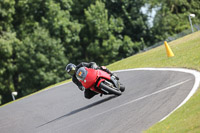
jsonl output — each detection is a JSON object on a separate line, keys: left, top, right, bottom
{"left": 37, "top": 95, "right": 116, "bottom": 128}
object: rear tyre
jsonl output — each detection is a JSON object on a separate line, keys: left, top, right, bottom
{"left": 100, "top": 82, "right": 122, "bottom": 96}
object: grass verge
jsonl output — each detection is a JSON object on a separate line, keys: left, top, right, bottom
{"left": 107, "top": 31, "right": 200, "bottom": 132}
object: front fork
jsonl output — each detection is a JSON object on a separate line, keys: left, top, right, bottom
{"left": 110, "top": 76, "right": 120, "bottom": 89}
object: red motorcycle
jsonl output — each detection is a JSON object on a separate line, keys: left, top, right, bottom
{"left": 76, "top": 67, "right": 125, "bottom": 96}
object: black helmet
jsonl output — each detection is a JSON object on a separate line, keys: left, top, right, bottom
{"left": 66, "top": 63, "right": 76, "bottom": 76}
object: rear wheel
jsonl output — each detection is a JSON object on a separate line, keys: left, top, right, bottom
{"left": 100, "top": 81, "right": 122, "bottom": 96}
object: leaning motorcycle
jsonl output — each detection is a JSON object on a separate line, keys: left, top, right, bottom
{"left": 76, "top": 67, "right": 125, "bottom": 96}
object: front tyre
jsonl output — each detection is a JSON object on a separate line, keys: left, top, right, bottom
{"left": 100, "top": 81, "right": 122, "bottom": 96}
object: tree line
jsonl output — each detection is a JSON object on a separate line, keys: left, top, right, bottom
{"left": 0, "top": 0, "right": 199, "bottom": 105}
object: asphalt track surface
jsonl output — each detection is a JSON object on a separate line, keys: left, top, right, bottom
{"left": 0, "top": 68, "right": 199, "bottom": 133}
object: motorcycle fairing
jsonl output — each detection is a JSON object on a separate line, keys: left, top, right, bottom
{"left": 77, "top": 67, "right": 112, "bottom": 93}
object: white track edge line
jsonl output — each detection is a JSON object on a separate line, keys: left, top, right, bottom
{"left": 5, "top": 67, "right": 200, "bottom": 123}
{"left": 114, "top": 68, "right": 200, "bottom": 122}
{"left": 65, "top": 78, "right": 192, "bottom": 128}
{"left": 42, "top": 68, "right": 200, "bottom": 122}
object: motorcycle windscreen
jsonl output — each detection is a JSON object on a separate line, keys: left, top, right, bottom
{"left": 76, "top": 67, "right": 88, "bottom": 81}
{"left": 77, "top": 67, "right": 97, "bottom": 89}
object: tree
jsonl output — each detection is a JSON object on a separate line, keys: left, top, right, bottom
{"left": 0, "top": 0, "right": 15, "bottom": 32}
{"left": 12, "top": 0, "right": 82, "bottom": 64}
{"left": 16, "top": 26, "right": 67, "bottom": 97}
{"left": 0, "top": 26, "right": 67, "bottom": 104}
{"left": 118, "top": 36, "right": 141, "bottom": 58}
{"left": 149, "top": 0, "right": 200, "bottom": 42}
{"left": 103, "top": 0, "right": 151, "bottom": 45}
{"left": 83, "top": 0, "right": 125, "bottom": 65}
{"left": 39, "top": 0, "right": 83, "bottom": 64}
{"left": 0, "top": 32, "right": 22, "bottom": 104}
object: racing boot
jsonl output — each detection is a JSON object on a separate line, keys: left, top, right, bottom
{"left": 100, "top": 66, "right": 119, "bottom": 80}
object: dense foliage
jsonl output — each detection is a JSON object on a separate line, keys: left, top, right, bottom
{"left": 0, "top": 0, "right": 199, "bottom": 105}
{"left": 149, "top": 0, "right": 200, "bottom": 42}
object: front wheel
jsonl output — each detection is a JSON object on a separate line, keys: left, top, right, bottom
{"left": 99, "top": 81, "right": 122, "bottom": 96}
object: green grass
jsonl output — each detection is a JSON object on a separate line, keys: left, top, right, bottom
{"left": 107, "top": 31, "right": 200, "bottom": 132}
{"left": 108, "top": 31, "right": 200, "bottom": 71}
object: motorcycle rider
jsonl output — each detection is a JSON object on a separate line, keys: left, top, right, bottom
{"left": 65, "top": 62, "right": 119, "bottom": 99}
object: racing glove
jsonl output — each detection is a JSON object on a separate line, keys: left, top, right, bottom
{"left": 79, "top": 86, "right": 85, "bottom": 91}
{"left": 111, "top": 73, "right": 119, "bottom": 80}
